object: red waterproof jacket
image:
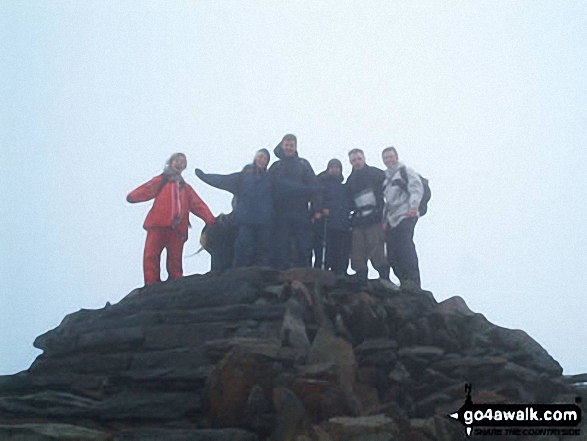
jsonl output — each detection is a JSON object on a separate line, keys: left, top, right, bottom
{"left": 127, "top": 174, "right": 215, "bottom": 237}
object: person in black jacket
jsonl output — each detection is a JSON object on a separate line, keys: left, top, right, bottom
{"left": 313, "top": 159, "right": 351, "bottom": 275}
{"left": 196, "top": 149, "right": 273, "bottom": 267}
{"left": 346, "top": 148, "right": 390, "bottom": 281}
{"left": 269, "top": 134, "right": 319, "bottom": 270}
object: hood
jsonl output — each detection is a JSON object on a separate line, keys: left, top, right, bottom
{"left": 274, "top": 134, "right": 299, "bottom": 160}
{"left": 273, "top": 143, "right": 299, "bottom": 160}
{"left": 318, "top": 169, "right": 344, "bottom": 183}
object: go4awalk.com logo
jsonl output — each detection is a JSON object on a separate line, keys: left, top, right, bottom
{"left": 447, "top": 384, "right": 582, "bottom": 437}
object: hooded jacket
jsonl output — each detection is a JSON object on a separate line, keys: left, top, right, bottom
{"left": 127, "top": 172, "right": 215, "bottom": 237}
{"left": 316, "top": 170, "right": 351, "bottom": 231}
{"left": 382, "top": 162, "right": 424, "bottom": 228}
{"left": 268, "top": 144, "right": 319, "bottom": 219}
{"left": 345, "top": 164, "right": 386, "bottom": 228}
{"left": 196, "top": 165, "right": 273, "bottom": 226}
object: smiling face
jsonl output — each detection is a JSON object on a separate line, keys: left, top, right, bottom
{"left": 254, "top": 151, "right": 269, "bottom": 170}
{"left": 282, "top": 139, "right": 297, "bottom": 158}
{"left": 170, "top": 155, "right": 187, "bottom": 173}
{"left": 382, "top": 150, "right": 398, "bottom": 168}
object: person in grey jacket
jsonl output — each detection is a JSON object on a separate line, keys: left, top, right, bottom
{"left": 381, "top": 146, "right": 424, "bottom": 289}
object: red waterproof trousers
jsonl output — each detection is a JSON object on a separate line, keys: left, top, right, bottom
{"left": 143, "top": 227, "right": 186, "bottom": 285}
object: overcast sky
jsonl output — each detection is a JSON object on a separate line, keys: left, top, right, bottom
{"left": 2, "top": 1, "right": 586, "bottom": 376}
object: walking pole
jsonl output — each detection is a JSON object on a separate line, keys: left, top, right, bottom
{"left": 321, "top": 215, "right": 328, "bottom": 270}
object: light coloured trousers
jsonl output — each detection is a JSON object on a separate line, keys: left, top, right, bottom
{"left": 350, "top": 223, "right": 386, "bottom": 273}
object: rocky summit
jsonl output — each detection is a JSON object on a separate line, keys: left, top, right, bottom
{"left": 0, "top": 268, "right": 585, "bottom": 440}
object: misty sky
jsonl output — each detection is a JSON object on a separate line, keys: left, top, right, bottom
{"left": 1, "top": 1, "right": 586, "bottom": 376}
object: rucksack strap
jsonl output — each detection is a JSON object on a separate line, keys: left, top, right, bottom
{"left": 390, "top": 166, "right": 409, "bottom": 194}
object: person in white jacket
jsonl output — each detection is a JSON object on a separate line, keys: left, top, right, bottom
{"left": 381, "top": 146, "right": 424, "bottom": 290}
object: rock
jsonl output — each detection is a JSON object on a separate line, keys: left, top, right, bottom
{"left": 307, "top": 329, "right": 360, "bottom": 415}
{"left": 409, "top": 416, "right": 459, "bottom": 441}
{"left": 1, "top": 267, "right": 576, "bottom": 439}
{"left": 327, "top": 414, "right": 398, "bottom": 441}
{"left": 0, "top": 423, "right": 110, "bottom": 440}
{"left": 204, "top": 337, "right": 281, "bottom": 362}
{"left": 563, "top": 372, "right": 587, "bottom": 385}
{"left": 279, "top": 268, "right": 337, "bottom": 286}
{"left": 355, "top": 338, "right": 398, "bottom": 355}
{"left": 398, "top": 346, "right": 445, "bottom": 359}
{"left": 114, "top": 427, "right": 259, "bottom": 441}
{"left": 270, "top": 387, "right": 314, "bottom": 441}
{"left": 206, "top": 346, "right": 279, "bottom": 427}
{"left": 436, "top": 296, "right": 475, "bottom": 316}
{"left": 0, "top": 391, "right": 98, "bottom": 419}
{"left": 489, "top": 327, "right": 563, "bottom": 376}
{"left": 281, "top": 299, "right": 311, "bottom": 354}
{"left": 95, "top": 391, "right": 202, "bottom": 421}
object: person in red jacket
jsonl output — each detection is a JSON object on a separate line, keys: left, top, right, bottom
{"left": 127, "top": 153, "right": 216, "bottom": 285}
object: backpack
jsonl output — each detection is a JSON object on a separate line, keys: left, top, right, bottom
{"left": 393, "top": 166, "right": 431, "bottom": 216}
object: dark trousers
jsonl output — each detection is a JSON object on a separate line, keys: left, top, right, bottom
{"left": 273, "top": 216, "right": 313, "bottom": 270}
{"left": 313, "top": 225, "right": 350, "bottom": 275}
{"left": 385, "top": 217, "right": 421, "bottom": 287}
{"left": 210, "top": 227, "right": 237, "bottom": 272}
{"left": 234, "top": 224, "right": 271, "bottom": 268}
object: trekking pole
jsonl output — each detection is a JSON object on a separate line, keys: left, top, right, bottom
{"left": 320, "top": 215, "right": 328, "bottom": 270}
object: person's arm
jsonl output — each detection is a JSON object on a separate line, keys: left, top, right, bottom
{"left": 381, "top": 173, "right": 390, "bottom": 229}
{"left": 303, "top": 160, "right": 323, "bottom": 215}
{"left": 126, "top": 175, "right": 165, "bottom": 203}
{"left": 405, "top": 167, "right": 424, "bottom": 217}
{"left": 187, "top": 185, "right": 216, "bottom": 225}
{"left": 195, "top": 169, "right": 242, "bottom": 195}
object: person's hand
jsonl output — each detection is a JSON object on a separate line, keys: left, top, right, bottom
{"left": 195, "top": 168, "right": 204, "bottom": 179}
{"left": 407, "top": 207, "right": 418, "bottom": 218}
{"left": 322, "top": 208, "right": 330, "bottom": 216}
{"left": 314, "top": 212, "right": 323, "bottom": 221}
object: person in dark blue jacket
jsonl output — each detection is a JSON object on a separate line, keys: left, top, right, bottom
{"left": 313, "top": 159, "right": 351, "bottom": 275}
{"left": 268, "top": 134, "right": 320, "bottom": 270}
{"left": 196, "top": 149, "right": 273, "bottom": 267}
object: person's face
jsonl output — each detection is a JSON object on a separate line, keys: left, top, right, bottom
{"left": 382, "top": 150, "right": 398, "bottom": 168}
{"left": 349, "top": 152, "right": 365, "bottom": 170}
{"left": 328, "top": 164, "right": 342, "bottom": 176}
{"left": 282, "top": 139, "right": 297, "bottom": 157}
{"left": 254, "top": 152, "right": 269, "bottom": 170}
{"left": 171, "top": 155, "right": 187, "bottom": 173}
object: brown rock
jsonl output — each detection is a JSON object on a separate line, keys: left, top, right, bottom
{"left": 206, "top": 346, "right": 278, "bottom": 427}
{"left": 307, "top": 329, "right": 360, "bottom": 415}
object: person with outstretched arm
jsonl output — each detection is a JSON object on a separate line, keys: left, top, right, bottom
{"left": 127, "top": 153, "right": 216, "bottom": 285}
{"left": 196, "top": 149, "right": 273, "bottom": 268}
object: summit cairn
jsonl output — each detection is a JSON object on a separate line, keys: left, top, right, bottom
{"left": 0, "top": 268, "right": 584, "bottom": 440}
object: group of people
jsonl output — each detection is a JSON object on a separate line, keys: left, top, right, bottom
{"left": 127, "top": 134, "right": 427, "bottom": 290}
